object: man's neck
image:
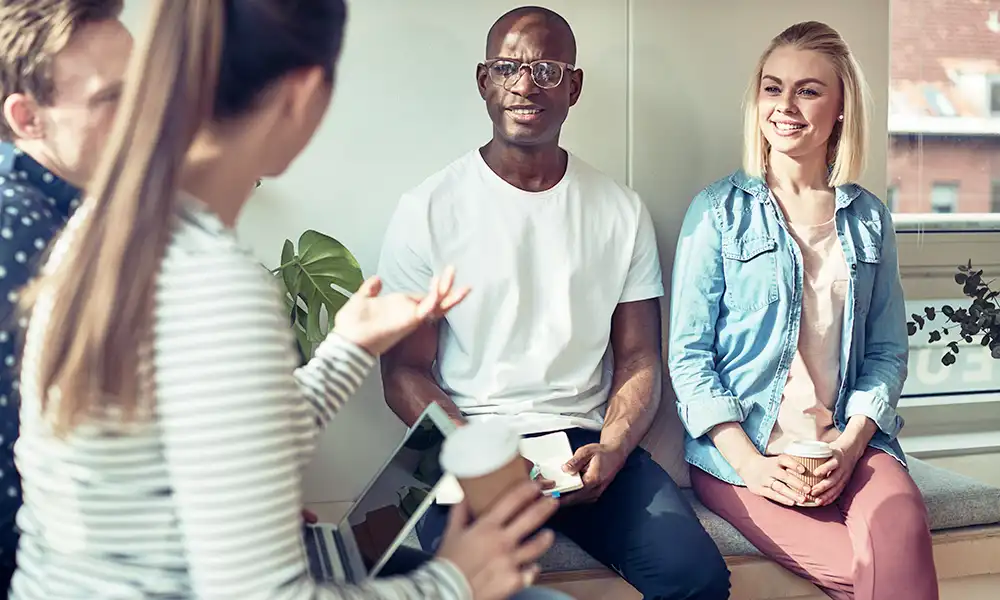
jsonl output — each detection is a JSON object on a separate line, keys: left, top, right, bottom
{"left": 13, "top": 140, "right": 82, "bottom": 189}
{"left": 480, "top": 138, "right": 567, "bottom": 193}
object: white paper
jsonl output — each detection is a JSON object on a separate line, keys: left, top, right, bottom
{"left": 435, "top": 430, "right": 583, "bottom": 504}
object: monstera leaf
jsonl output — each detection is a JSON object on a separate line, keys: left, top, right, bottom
{"left": 274, "top": 230, "right": 363, "bottom": 361}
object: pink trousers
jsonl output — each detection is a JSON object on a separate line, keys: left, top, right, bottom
{"left": 691, "top": 448, "right": 939, "bottom": 600}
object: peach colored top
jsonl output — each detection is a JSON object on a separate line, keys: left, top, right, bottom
{"left": 767, "top": 215, "right": 850, "bottom": 454}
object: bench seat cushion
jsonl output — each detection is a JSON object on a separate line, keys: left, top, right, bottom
{"left": 538, "top": 456, "right": 1000, "bottom": 573}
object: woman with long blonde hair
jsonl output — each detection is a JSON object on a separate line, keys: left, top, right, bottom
{"left": 10, "top": 1, "right": 563, "bottom": 599}
{"left": 669, "top": 21, "right": 938, "bottom": 599}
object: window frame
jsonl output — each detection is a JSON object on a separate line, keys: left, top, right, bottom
{"left": 893, "top": 227, "right": 1000, "bottom": 455}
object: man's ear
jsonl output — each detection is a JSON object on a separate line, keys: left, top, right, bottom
{"left": 568, "top": 68, "right": 584, "bottom": 108}
{"left": 3, "top": 93, "right": 44, "bottom": 140}
{"left": 476, "top": 63, "right": 490, "bottom": 100}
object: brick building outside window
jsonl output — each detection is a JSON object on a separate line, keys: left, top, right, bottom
{"left": 889, "top": 0, "right": 1000, "bottom": 214}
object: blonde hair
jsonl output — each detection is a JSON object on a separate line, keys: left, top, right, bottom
{"left": 0, "top": 0, "right": 124, "bottom": 140}
{"left": 742, "top": 21, "right": 870, "bottom": 187}
{"left": 22, "top": 0, "right": 224, "bottom": 434}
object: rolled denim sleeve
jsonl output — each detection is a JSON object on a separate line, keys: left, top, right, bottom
{"left": 668, "top": 189, "right": 747, "bottom": 438}
{"left": 845, "top": 205, "right": 907, "bottom": 439}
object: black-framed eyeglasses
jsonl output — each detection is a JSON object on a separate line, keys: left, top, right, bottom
{"left": 482, "top": 58, "right": 575, "bottom": 90}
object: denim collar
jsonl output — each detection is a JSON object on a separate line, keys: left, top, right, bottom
{"left": 0, "top": 142, "right": 80, "bottom": 218}
{"left": 728, "top": 168, "right": 863, "bottom": 210}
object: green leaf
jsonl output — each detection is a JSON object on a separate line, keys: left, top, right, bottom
{"left": 273, "top": 229, "right": 363, "bottom": 357}
{"left": 293, "top": 322, "right": 311, "bottom": 364}
{"left": 298, "top": 230, "right": 363, "bottom": 291}
{"left": 281, "top": 240, "right": 300, "bottom": 303}
{"left": 295, "top": 230, "right": 362, "bottom": 333}
{"left": 281, "top": 282, "right": 296, "bottom": 326}
{"left": 305, "top": 286, "right": 324, "bottom": 342}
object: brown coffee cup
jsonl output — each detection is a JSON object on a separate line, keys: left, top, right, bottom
{"left": 784, "top": 440, "right": 834, "bottom": 488}
{"left": 439, "top": 421, "right": 530, "bottom": 517}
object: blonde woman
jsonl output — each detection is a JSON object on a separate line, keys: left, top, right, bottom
{"left": 10, "top": 1, "right": 566, "bottom": 599}
{"left": 668, "top": 21, "right": 937, "bottom": 600}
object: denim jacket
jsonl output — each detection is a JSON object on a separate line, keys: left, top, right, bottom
{"left": 668, "top": 169, "right": 908, "bottom": 486}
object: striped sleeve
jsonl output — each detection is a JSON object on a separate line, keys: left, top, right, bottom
{"left": 154, "top": 249, "right": 469, "bottom": 600}
{"left": 294, "top": 332, "right": 375, "bottom": 429}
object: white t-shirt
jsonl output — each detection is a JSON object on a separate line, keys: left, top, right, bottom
{"left": 377, "top": 149, "right": 663, "bottom": 434}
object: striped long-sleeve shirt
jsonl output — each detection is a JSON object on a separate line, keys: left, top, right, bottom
{"left": 10, "top": 198, "right": 470, "bottom": 599}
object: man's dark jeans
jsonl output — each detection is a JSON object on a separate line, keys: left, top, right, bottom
{"left": 418, "top": 428, "right": 731, "bottom": 600}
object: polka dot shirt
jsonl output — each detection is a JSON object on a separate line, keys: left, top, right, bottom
{"left": 0, "top": 143, "right": 79, "bottom": 588}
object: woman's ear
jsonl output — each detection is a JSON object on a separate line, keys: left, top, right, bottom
{"left": 277, "top": 65, "right": 330, "bottom": 123}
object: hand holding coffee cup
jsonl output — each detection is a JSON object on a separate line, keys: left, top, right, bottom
{"left": 806, "top": 441, "right": 865, "bottom": 506}
{"left": 741, "top": 453, "right": 811, "bottom": 506}
{"left": 440, "top": 421, "right": 532, "bottom": 517}
{"left": 783, "top": 440, "right": 834, "bottom": 507}
{"left": 435, "top": 480, "right": 558, "bottom": 600}
{"left": 437, "top": 421, "right": 559, "bottom": 600}
{"left": 783, "top": 441, "right": 834, "bottom": 487}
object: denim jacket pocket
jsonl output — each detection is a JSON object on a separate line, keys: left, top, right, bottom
{"left": 721, "top": 236, "right": 779, "bottom": 312}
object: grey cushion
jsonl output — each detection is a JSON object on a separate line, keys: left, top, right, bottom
{"left": 538, "top": 533, "right": 605, "bottom": 572}
{"left": 909, "top": 457, "right": 1000, "bottom": 530}
{"left": 685, "top": 490, "right": 762, "bottom": 557}
{"left": 538, "top": 456, "right": 1000, "bottom": 572}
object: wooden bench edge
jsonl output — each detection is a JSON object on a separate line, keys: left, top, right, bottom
{"left": 536, "top": 522, "right": 1000, "bottom": 585}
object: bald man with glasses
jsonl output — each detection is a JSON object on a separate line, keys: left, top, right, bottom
{"left": 376, "top": 6, "right": 731, "bottom": 599}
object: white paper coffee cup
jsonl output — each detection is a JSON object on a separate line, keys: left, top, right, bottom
{"left": 783, "top": 440, "right": 834, "bottom": 488}
{"left": 439, "top": 421, "right": 529, "bottom": 516}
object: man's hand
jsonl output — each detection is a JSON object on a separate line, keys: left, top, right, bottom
{"left": 809, "top": 442, "right": 863, "bottom": 506}
{"left": 520, "top": 456, "right": 555, "bottom": 491}
{"left": 558, "top": 443, "right": 627, "bottom": 506}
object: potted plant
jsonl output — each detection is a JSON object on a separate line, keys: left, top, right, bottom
{"left": 906, "top": 261, "right": 1000, "bottom": 366}
{"left": 272, "top": 230, "right": 364, "bottom": 362}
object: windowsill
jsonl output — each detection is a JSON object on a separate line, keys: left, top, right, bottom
{"left": 897, "top": 393, "right": 1000, "bottom": 457}
{"left": 889, "top": 114, "right": 1000, "bottom": 136}
{"left": 900, "top": 393, "right": 1000, "bottom": 408}
{"left": 900, "top": 431, "right": 1000, "bottom": 458}
{"left": 894, "top": 213, "right": 1000, "bottom": 232}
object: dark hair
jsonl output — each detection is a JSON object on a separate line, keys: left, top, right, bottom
{"left": 24, "top": 0, "right": 347, "bottom": 434}
{"left": 214, "top": 0, "right": 346, "bottom": 118}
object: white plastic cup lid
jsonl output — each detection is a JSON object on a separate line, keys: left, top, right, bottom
{"left": 439, "top": 421, "right": 520, "bottom": 479}
{"left": 784, "top": 440, "right": 834, "bottom": 459}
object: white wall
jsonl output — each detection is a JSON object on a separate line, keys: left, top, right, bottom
{"left": 120, "top": 1, "right": 890, "bottom": 503}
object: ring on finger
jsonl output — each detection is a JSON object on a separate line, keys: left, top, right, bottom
{"left": 769, "top": 478, "right": 778, "bottom": 492}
